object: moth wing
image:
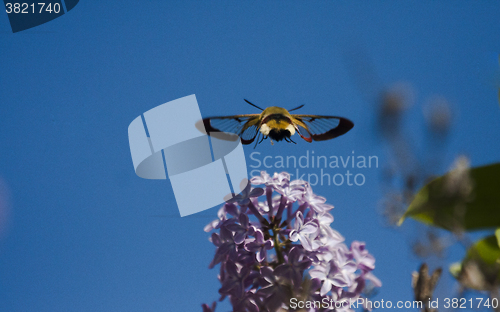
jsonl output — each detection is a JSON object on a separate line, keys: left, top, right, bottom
{"left": 291, "top": 115, "right": 354, "bottom": 142}
{"left": 199, "top": 114, "right": 261, "bottom": 145}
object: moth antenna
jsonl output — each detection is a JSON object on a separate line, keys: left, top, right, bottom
{"left": 288, "top": 104, "right": 305, "bottom": 112}
{"left": 244, "top": 99, "right": 264, "bottom": 111}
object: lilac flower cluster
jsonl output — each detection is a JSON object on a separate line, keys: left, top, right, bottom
{"left": 202, "top": 171, "right": 381, "bottom": 312}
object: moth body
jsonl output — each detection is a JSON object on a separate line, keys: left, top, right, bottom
{"left": 258, "top": 107, "right": 297, "bottom": 142}
{"left": 199, "top": 100, "right": 354, "bottom": 147}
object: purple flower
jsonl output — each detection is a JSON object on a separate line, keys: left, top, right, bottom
{"left": 219, "top": 260, "right": 251, "bottom": 297}
{"left": 204, "top": 204, "right": 230, "bottom": 233}
{"left": 316, "top": 213, "right": 344, "bottom": 247}
{"left": 274, "top": 246, "right": 312, "bottom": 288}
{"left": 244, "top": 229, "right": 274, "bottom": 262}
{"left": 209, "top": 226, "right": 238, "bottom": 269}
{"left": 230, "top": 291, "right": 259, "bottom": 312}
{"left": 204, "top": 202, "right": 243, "bottom": 233}
{"left": 299, "top": 183, "right": 334, "bottom": 214}
{"left": 224, "top": 213, "right": 256, "bottom": 244}
{"left": 351, "top": 241, "right": 376, "bottom": 273}
{"left": 274, "top": 180, "right": 305, "bottom": 202}
{"left": 309, "top": 256, "right": 357, "bottom": 296}
{"left": 289, "top": 211, "right": 319, "bottom": 251}
{"left": 249, "top": 171, "right": 272, "bottom": 185}
{"left": 227, "top": 179, "right": 265, "bottom": 206}
{"left": 202, "top": 171, "right": 380, "bottom": 312}
{"left": 257, "top": 266, "right": 289, "bottom": 311}
{"left": 251, "top": 171, "right": 290, "bottom": 193}
{"left": 253, "top": 195, "right": 278, "bottom": 215}
{"left": 201, "top": 302, "right": 216, "bottom": 312}
{"left": 364, "top": 272, "right": 382, "bottom": 288}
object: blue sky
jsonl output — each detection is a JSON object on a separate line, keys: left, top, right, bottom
{"left": 1, "top": 2, "right": 500, "bottom": 311}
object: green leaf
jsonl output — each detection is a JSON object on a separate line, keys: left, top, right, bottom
{"left": 450, "top": 234, "right": 500, "bottom": 290}
{"left": 399, "top": 163, "right": 500, "bottom": 231}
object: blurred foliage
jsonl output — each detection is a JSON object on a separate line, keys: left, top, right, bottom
{"left": 450, "top": 232, "right": 500, "bottom": 291}
{"left": 412, "top": 263, "right": 442, "bottom": 312}
{"left": 375, "top": 82, "right": 500, "bottom": 307}
{"left": 347, "top": 49, "right": 500, "bottom": 308}
{"left": 399, "top": 163, "right": 500, "bottom": 231}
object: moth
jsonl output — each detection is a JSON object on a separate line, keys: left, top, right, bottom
{"left": 199, "top": 99, "right": 354, "bottom": 147}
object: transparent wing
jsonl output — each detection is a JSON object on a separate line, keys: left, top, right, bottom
{"left": 292, "top": 115, "right": 354, "bottom": 141}
{"left": 201, "top": 114, "right": 261, "bottom": 144}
